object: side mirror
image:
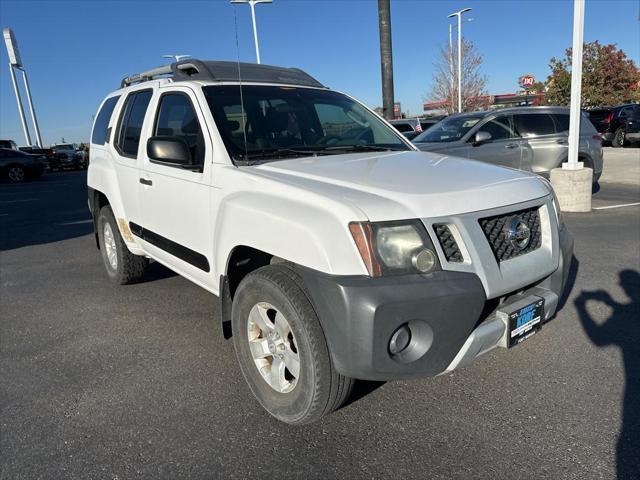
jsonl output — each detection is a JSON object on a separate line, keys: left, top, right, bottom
{"left": 473, "top": 131, "right": 492, "bottom": 146}
{"left": 147, "top": 136, "right": 199, "bottom": 170}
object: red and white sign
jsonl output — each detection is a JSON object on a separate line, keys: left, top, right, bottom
{"left": 519, "top": 74, "right": 535, "bottom": 88}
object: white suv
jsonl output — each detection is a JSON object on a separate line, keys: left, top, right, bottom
{"left": 88, "top": 60, "right": 574, "bottom": 424}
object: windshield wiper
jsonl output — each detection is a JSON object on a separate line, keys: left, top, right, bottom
{"left": 234, "top": 145, "right": 409, "bottom": 165}
{"left": 235, "top": 148, "right": 330, "bottom": 164}
{"left": 323, "top": 144, "right": 409, "bottom": 153}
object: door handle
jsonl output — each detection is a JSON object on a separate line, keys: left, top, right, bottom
{"left": 139, "top": 178, "right": 152, "bottom": 186}
{"left": 505, "top": 143, "right": 519, "bottom": 149}
{"left": 556, "top": 139, "right": 569, "bottom": 145}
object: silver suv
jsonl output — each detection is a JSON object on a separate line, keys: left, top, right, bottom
{"left": 413, "top": 106, "right": 603, "bottom": 183}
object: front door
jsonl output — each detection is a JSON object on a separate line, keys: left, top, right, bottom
{"left": 466, "top": 114, "right": 522, "bottom": 169}
{"left": 138, "top": 86, "right": 214, "bottom": 288}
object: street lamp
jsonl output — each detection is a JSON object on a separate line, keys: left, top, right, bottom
{"left": 230, "top": 0, "right": 273, "bottom": 64}
{"left": 448, "top": 7, "right": 472, "bottom": 113}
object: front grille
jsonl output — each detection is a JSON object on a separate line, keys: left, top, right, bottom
{"left": 478, "top": 206, "right": 542, "bottom": 262}
{"left": 433, "top": 224, "right": 463, "bottom": 262}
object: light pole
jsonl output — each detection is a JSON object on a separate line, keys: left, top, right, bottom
{"left": 448, "top": 7, "right": 471, "bottom": 113}
{"left": 230, "top": 0, "right": 273, "bottom": 64}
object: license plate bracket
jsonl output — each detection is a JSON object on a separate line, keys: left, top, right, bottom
{"left": 497, "top": 295, "right": 545, "bottom": 348}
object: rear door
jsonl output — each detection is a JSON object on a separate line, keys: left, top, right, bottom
{"left": 514, "top": 112, "right": 563, "bottom": 176}
{"left": 138, "top": 86, "right": 214, "bottom": 287}
{"left": 465, "top": 113, "right": 522, "bottom": 168}
{"left": 111, "top": 88, "right": 154, "bottom": 228}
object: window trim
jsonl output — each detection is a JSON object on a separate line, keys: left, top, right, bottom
{"left": 115, "top": 88, "right": 154, "bottom": 159}
{"left": 149, "top": 90, "right": 206, "bottom": 171}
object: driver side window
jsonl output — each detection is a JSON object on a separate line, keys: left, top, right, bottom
{"left": 475, "top": 115, "right": 517, "bottom": 142}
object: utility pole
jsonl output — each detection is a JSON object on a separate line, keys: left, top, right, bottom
{"left": 378, "top": 0, "right": 394, "bottom": 120}
{"left": 565, "top": 0, "right": 585, "bottom": 170}
{"left": 449, "top": 23, "right": 454, "bottom": 114}
{"left": 230, "top": 0, "right": 273, "bottom": 64}
{"left": 550, "top": 0, "right": 591, "bottom": 213}
{"left": 448, "top": 8, "right": 471, "bottom": 113}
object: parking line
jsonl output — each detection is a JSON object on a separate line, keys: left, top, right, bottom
{"left": 0, "top": 198, "right": 38, "bottom": 204}
{"left": 593, "top": 202, "right": 640, "bottom": 210}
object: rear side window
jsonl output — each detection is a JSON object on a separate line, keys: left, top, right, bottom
{"left": 117, "top": 90, "right": 153, "bottom": 157}
{"left": 514, "top": 114, "right": 556, "bottom": 137}
{"left": 91, "top": 96, "right": 120, "bottom": 145}
{"left": 154, "top": 93, "right": 205, "bottom": 165}
{"left": 552, "top": 114, "right": 570, "bottom": 132}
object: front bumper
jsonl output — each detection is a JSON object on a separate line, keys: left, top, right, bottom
{"left": 294, "top": 225, "right": 574, "bottom": 381}
{"left": 625, "top": 132, "right": 640, "bottom": 142}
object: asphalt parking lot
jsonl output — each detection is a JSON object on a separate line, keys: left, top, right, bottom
{"left": 1, "top": 148, "right": 639, "bottom": 480}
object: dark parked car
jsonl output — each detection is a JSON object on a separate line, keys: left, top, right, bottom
{"left": 0, "top": 139, "right": 19, "bottom": 150}
{"left": 586, "top": 104, "right": 640, "bottom": 147}
{"left": 52, "top": 143, "right": 84, "bottom": 170}
{"left": 19, "top": 146, "right": 58, "bottom": 170}
{"left": 622, "top": 108, "right": 640, "bottom": 145}
{"left": 389, "top": 118, "right": 445, "bottom": 140}
{"left": 0, "top": 148, "right": 46, "bottom": 182}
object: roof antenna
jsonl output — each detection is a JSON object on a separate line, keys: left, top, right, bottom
{"left": 233, "top": 5, "right": 249, "bottom": 162}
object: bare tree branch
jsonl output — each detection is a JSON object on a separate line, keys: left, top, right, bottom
{"left": 425, "top": 38, "right": 488, "bottom": 114}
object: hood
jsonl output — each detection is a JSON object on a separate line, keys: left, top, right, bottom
{"left": 251, "top": 151, "right": 549, "bottom": 221}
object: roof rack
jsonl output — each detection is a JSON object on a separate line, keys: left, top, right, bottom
{"left": 120, "top": 59, "right": 325, "bottom": 89}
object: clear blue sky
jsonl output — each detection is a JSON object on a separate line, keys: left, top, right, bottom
{"left": 0, "top": 0, "right": 638, "bottom": 145}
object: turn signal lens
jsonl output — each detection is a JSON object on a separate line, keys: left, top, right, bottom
{"left": 349, "top": 222, "right": 382, "bottom": 277}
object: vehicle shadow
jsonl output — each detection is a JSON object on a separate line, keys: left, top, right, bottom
{"left": 574, "top": 269, "right": 640, "bottom": 479}
{"left": 557, "top": 255, "right": 579, "bottom": 311}
{"left": 341, "top": 380, "right": 386, "bottom": 409}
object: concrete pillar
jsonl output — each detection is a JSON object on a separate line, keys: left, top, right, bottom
{"left": 550, "top": 167, "right": 593, "bottom": 212}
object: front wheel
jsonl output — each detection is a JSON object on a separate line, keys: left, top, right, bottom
{"left": 612, "top": 128, "right": 625, "bottom": 148}
{"left": 97, "top": 205, "right": 148, "bottom": 284}
{"left": 232, "top": 264, "right": 353, "bottom": 424}
{"left": 7, "top": 165, "right": 26, "bottom": 182}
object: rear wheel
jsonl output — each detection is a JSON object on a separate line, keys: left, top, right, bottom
{"left": 97, "top": 205, "right": 148, "bottom": 284}
{"left": 7, "top": 165, "right": 26, "bottom": 182}
{"left": 232, "top": 264, "right": 353, "bottom": 424}
{"left": 612, "top": 128, "right": 625, "bottom": 148}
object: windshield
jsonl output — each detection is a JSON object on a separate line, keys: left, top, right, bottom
{"left": 413, "top": 114, "right": 484, "bottom": 143}
{"left": 203, "top": 85, "right": 410, "bottom": 163}
{"left": 55, "top": 144, "right": 74, "bottom": 150}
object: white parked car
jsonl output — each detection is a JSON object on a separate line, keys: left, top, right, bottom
{"left": 88, "top": 59, "right": 574, "bottom": 424}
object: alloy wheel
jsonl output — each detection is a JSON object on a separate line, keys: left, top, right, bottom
{"left": 103, "top": 223, "right": 118, "bottom": 270}
{"left": 247, "top": 302, "right": 300, "bottom": 393}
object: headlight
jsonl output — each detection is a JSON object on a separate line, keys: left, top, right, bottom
{"left": 349, "top": 220, "right": 439, "bottom": 277}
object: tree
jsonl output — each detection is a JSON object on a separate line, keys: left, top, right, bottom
{"left": 425, "top": 38, "right": 488, "bottom": 114}
{"left": 545, "top": 41, "right": 640, "bottom": 107}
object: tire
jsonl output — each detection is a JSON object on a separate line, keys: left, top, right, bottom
{"left": 612, "top": 128, "right": 625, "bottom": 148}
{"left": 232, "top": 264, "right": 353, "bottom": 425}
{"left": 7, "top": 165, "right": 26, "bottom": 183}
{"left": 97, "top": 205, "right": 148, "bottom": 285}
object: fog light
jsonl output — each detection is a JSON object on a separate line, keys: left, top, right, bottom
{"left": 412, "top": 248, "right": 436, "bottom": 273}
{"left": 389, "top": 324, "right": 412, "bottom": 355}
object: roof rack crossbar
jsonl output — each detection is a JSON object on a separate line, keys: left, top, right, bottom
{"left": 120, "top": 59, "right": 325, "bottom": 89}
{"left": 121, "top": 64, "right": 173, "bottom": 88}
